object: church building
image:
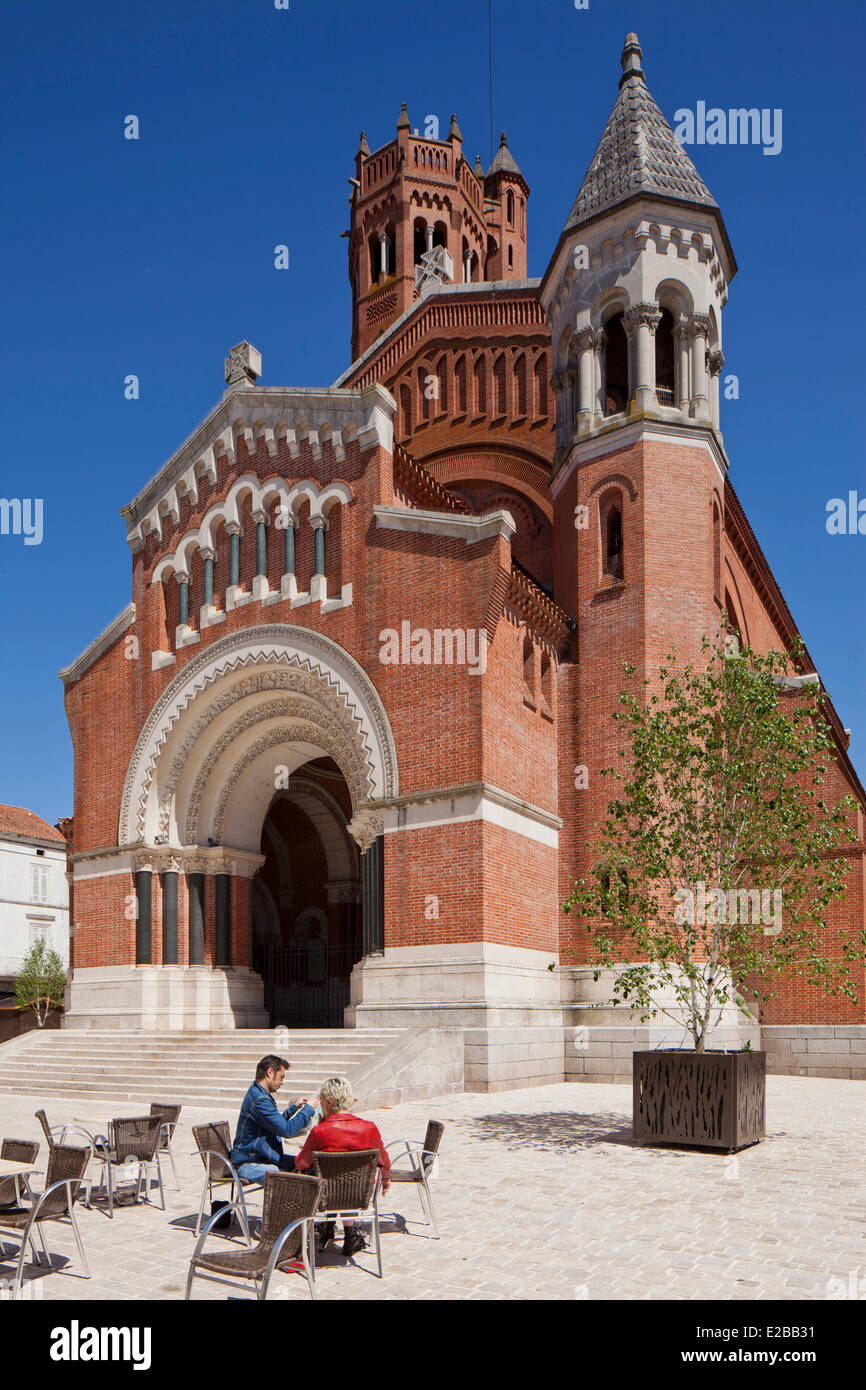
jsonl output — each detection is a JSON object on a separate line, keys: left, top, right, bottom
{"left": 60, "top": 35, "right": 866, "bottom": 1088}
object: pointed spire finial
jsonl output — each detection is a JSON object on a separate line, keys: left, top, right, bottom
{"left": 397, "top": 102, "right": 410, "bottom": 131}
{"left": 449, "top": 112, "right": 463, "bottom": 141}
{"left": 619, "top": 32, "right": 644, "bottom": 87}
{"left": 475, "top": 154, "right": 484, "bottom": 177}
{"left": 500, "top": 131, "right": 508, "bottom": 148}
{"left": 357, "top": 130, "right": 370, "bottom": 158}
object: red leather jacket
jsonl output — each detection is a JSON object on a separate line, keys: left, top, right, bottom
{"left": 294, "top": 1112, "right": 391, "bottom": 1188}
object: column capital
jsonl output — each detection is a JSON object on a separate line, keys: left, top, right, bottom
{"left": 689, "top": 311, "right": 712, "bottom": 340}
{"left": 225, "top": 522, "right": 242, "bottom": 537}
{"left": 199, "top": 547, "right": 215, "bottom": 562}
{"left": 575, "top": 326, "right": 595, "bottom": 353}
{"left": 174, "top": 571, "right": 190, "bottom": 587}
{"left": 623, "top": 302, "right": 662, "bottom": 335}
{"left": 252, "top": 509, "right": 268, "bottom": 526}
{"left": 310, "top": 515, "right": 328, "bottom": 532}
{"left": 708, "top": 349, "right": 725, "bottom": 377}
{"left": 347, "top": 810, "right": 384, "bottom": 854}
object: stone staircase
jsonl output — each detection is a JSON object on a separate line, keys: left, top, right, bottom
{"left": 0, "top": 1029, "right": 406, "bottom": 1111}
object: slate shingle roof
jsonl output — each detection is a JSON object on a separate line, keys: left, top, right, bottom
{"left": 486, "top": 131, "right": 524, "bottom": 181}
{"left": 564, "top": 34, "right": 717, "bottom": 232}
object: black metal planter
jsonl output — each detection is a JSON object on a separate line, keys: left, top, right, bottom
{"left": 633, "top": 1049, "right": 765, "bottom": 1152}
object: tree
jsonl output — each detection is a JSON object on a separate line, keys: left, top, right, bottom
{"left": 15, "top": 937, "right": 66, "bottom": 1026}
{"left": 563, "top": 630, "right": 865, "bottom": 1051}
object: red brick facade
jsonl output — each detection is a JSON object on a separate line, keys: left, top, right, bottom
{"left": 61, "top": 73, "right": 866, "bottom": 1036}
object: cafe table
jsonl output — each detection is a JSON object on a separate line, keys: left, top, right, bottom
{"left": 0, "top": 1157, "right": 42, "bottom": 1207}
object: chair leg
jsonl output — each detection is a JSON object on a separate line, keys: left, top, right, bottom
{"left": 166, "top": 1141, "right": 180, "bottom": 1190}
{"left": 373, "top": 1195, "right": 383, "bottom": 1279}
{"left": 194, "top": 1178, "right": 209, "bottom": 1237}
{"left": 70, "top": 1208, "right": 90, "bottom": 1279}
{"left": 421, "top": 1175, "right": 439, "bottom": 1238}
{"left": 234, "top": 1182, "right": 253, "bottom": 1248}
{"left": 184, "top": 1264, "right": 196, "bottom": 1300}
{"left": 107, "top": 1162, "right": 115, "bottom": 1219}
{"left": 155, "top": 1153, "right": 166, "bottom": 1211}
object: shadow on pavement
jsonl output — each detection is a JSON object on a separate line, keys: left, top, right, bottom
{"left": 455, "top": 1110, "right": 635, "bottom": 1152}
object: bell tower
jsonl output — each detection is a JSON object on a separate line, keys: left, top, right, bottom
{"left": 347, "top": 107, "right": 530, "bottom": 362}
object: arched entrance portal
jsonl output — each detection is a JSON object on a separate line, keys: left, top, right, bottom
{"left": 251, "top": 757, "right": 362, "bottom": 1027}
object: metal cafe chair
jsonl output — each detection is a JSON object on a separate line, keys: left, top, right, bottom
{"left": 0, "top": 1139, "right": 40, "bottom": 1209}
{"left": 87, "top": 1115, "right": 165, "bottom": 1218}
{"left": 191, "top": 1121, "right": 257, "bottom": 1245}
{"left": 0, "top": 1144, "right": 91, "bottom": 1299}
{"left": 186, "top": 1171, "right": 322, "bottom": 1302}
{"left": 149, "top": 1103, "right": 182, "bottom": 1190}
{"left": 385, "top": 1119, "right": 445, "bottom": 1238}
{"left": 311, "top": 1150, "right": 383, "bottom": 1278}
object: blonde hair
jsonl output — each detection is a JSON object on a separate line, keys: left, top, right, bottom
{"left": 320, "top": 1076, "right": 354, "bottom": 1112}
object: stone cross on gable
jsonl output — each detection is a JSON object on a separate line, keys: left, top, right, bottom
{"left": 414, "top": 244, "right": 454, "bottom": 296}
{"left": 224, "top": 341, "right": 262, "bottom": 388}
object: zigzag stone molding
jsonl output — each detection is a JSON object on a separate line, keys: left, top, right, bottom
{"left": 118, "top": 625, "right": 399, "bottom": 845}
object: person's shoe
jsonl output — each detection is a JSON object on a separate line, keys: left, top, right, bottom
{"left": 342, "top": 1227, "right": 367, "bottom": 1257}
{"left": 318, "top": 1221, "right": 336, "bottom": 1250}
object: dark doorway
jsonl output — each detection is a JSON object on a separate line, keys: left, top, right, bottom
{"left": 251, "top": 757, "right": 362, "bottom": 1027}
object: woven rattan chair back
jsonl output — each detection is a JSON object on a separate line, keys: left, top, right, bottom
{"left": 314, "top": 1150, "right": 380, "bottom": 1213}
{"left": 192, "top": 1121, "right": 233, "bottom": 1179}
{"left": 0, "top": 1139, "right": 40, "bottom": 1205}
{"left": 38, "top": 1144, "right": 90, "bottom": 1219}
{"left": 421, "top": 1121, "right": 445, "bottom": 1173}
{"left": 259, "top": 1172, "right": 323, "bottom": 1260}
{"left": 34, "top": 1110, "right": 56, "bottom": 1150}
{"left": 112, "top": 1115, "right": 162, "bottom": 1165}
{"left": 150, "top": 1103, "right": 181, "bottom": 1143}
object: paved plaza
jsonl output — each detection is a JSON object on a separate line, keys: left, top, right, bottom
{"left": 0, "top": 1076, "right": 863, "bottom": 1301}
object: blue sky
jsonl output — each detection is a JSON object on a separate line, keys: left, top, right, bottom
{"left": 1, "top": 0, "right": 864, "bottom": 825}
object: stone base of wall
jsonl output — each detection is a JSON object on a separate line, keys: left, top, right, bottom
{"left": 762, "top": 1026, "right": 866, "bottom": 1080}
{"left": 65, "top": 965, "right": 270, "bottom": 1030}
{"left": 349, "top": 1027, "right": 465, "bottom": 1109}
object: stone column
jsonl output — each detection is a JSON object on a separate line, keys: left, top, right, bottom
{"left": 575, "top": 327, "right": 595, "bottom": 432}
{"left": 253, "top": 510, "right": 267, "bottom": 578}
{"left": 176, "top": 570, "right": 190, "bottom": 628}
{"left": 135, "top": 862, "right": 152, "bottom": 965}
{"left": 201, "top": 548, "right": 214, "bottom": 607}
{"left": 425, "top": 222, "right": 434, "bottom": 254}
{"left": 227, "top": 522, "right": 241, "bottom": 587}
{"left": 162, "top": 861, "right": 179, "bottom": 965}
{"left": 593, "top": 327, "right": 607, "bottom": 418}
{"left": 690, "top": 313, "right": 711, "bottom": 419}
{"left": 378, "top": 231, "right": 388, "bottom": 279}
{"left": 284, "top": 517, "right": 296, "bottom": 577}
{"left": 708, "top": 349, "right": 725, "bottom": 429}
{"left": 675, "top": 318, "right": 691, "bottom": 410}
{"left": 464, "top": 249, "right": 472, "bottom": 283}
{"left": 624, "top": 302, "right": 662, "bottom": 412}
{"left": 188, "top": 869, "right": 205, "bottom": 966}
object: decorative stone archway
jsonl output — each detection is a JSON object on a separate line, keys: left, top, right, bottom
{"left": 67, "top": 626, "right": 398, "bottom": 1031}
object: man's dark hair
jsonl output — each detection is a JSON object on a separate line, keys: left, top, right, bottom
{"left": 256, "top": 1054, "right": 290, "bottom": 1081}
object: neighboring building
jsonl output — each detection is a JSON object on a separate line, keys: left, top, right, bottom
{"left": 58, "top": 35, "right": 865, "bottom": 1084}
{"left": 0, "top": 805, "right": 70, "bottom": 998}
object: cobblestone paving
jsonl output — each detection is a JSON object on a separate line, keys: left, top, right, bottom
{"left": 0, "top": 1077, "right": 863, "bottom": 1301}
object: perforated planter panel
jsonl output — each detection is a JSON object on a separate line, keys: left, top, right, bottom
{"left": 633, "top": 1049, "right": 766, "bottom": 1151}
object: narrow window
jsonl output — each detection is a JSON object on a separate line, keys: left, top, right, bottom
{"left": 523, "top": 636, "right": 535, "bottom": 704}
{"left": 603, "top": 312, "right": 628, "bottom": 415}
{"left": 493, "top": 354, "right": 506, "bottom": 416}
{"left": 506, "top": 190, "right": 514, "bottom": 226}
{"left": 534, "top": 356, "right": 548, "bottom": 417}
{"left": 455, "top": 355, "right": 467, "bottom": 414}
{"left": 603, "top": 502, "right": 624, "bottom": 580}
{"left": 655, "top": 308, "right": 675, "bottom": 405}
{"left": 474, "top": 355, "right": 487, "bottom": 414}
{"left": 515, "top": 354, "right": 527, "bottom": 416}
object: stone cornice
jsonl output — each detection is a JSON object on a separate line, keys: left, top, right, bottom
{"left": 121, "top": 384, "right": 396, "bottom": 552}
{"left": 374, "top": 504, "right": 516, "bottom": 544}
{"left": 59, "top": 604, "right": 136, "bottom": 689}
{"left": 549, "top": 418, "right": 730, "bottom": 499}
{"left": 366, "top": 781, "right": 562, "bottom": 830}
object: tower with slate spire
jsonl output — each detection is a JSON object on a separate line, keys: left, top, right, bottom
{"left": 542, "top": 36, "right": 740, "bottom": 962}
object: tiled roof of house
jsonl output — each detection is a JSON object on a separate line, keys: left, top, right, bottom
{"left": 0, "top": 804, "right": 66, "bottom": 845}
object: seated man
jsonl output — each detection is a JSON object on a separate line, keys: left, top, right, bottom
{"left": 294, "top": 1076, "right": 390, "bottom": 1257}
{"left": 231, "top": 1054, "right": 317, "bottom": 1185}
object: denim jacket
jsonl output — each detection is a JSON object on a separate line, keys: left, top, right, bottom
{"left": 231, "top": 1082, "right": 315, "bottom": 1167}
